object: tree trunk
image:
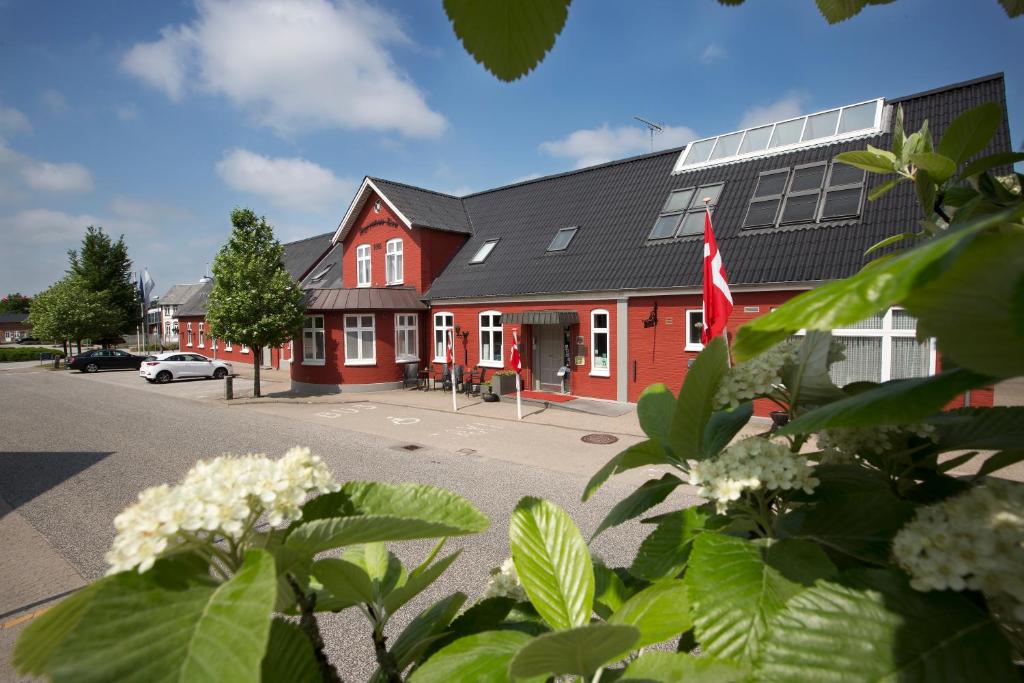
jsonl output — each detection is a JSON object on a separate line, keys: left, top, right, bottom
{"left": 76, "top": 339, "right": 82, "bottom": 355}
{"left": 253, "top": 346, "right": 261, "bottom": 398}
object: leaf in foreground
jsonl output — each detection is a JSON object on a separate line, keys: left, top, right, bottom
{"left": 409, "top": 630, "right": 537, "bottom": 683}
{"left": 508, "top": 623, "right": 639, "bottom": 679}
{"left": 607, "top": 580, "right": 693, "bottom": 649}
{"left": 620, "top": 651, "right": 746, "bottom": 683}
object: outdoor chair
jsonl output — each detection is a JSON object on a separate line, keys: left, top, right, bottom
{"left": 401, "top": 362, "right": 419, "bottom": 389}
{"left": 466, "top": 367, "right": 487, "bottom": 396}
{"left": 454, "top": 365, "right": 465, "bottom": 392}
{"left": 431, "top": 366, "right": 450, "bottom": 391}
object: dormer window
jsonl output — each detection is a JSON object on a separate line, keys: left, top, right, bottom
{"left": 648, "top": 183, "right": 724, "bottom": 240}
{"left": 309, "top": 263, "right": 334, "bottom": 284}
{"left": 470, "top": 239, "right": 498, "bottom": 264}
{"left": 547, "top": 227, "right": 578, "bottom": 252}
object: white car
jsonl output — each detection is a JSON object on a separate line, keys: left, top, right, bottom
{"left": 140, "top": 352, "right": 233, "bottom": 384}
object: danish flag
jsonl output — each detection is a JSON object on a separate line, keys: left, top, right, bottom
{"left": 446, "top": 330, "right": 455, "bottom": 365}
{"left": 510, "top": 332, "right": 522, "bottom": 373}
{"left": 701, "top": 208, "right": 733, "bottom": 344}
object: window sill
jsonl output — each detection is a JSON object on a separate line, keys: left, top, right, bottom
{"left": 302, "top": 359, "right": 326, "bottom": 366}
{"left": 685, "top": 344, "right": 704, "bottom": 352}
{"left": 386, "top": 281, "right": 404, "bottom": 286}
{"left": 395, "top": 356, "right": 418, "bottom": 363}
{"left": 356, "top": 283, "right": 371, "bottom": 288}
{"left": 590, "top": 370, "right": 610, "bottom": 378}
{"left": 478, "top": 360, "right": 504, "bottom": 369}
{"left": 345, "top": 360, "right": 376, "bottom": 366}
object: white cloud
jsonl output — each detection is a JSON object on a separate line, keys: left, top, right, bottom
{"left": 116, "top": 103, "right": 139, "bottom": 121}
{"left": 539, "top": 123, "right": 698, "bottom": 169}
{"left": 739, "top": 93, "right": 807, "bottom": 129}
{"left": 41, "top": 89, "right": 68, "bottom": 114}
{"left": 121, "top": 0, "right": 445, "bottom": 138}
{"left": 700, "top": 43, "right": 726, "bottom": 64}
{"left": 20, "top": 160, "right": 94, "bottom": 193}
{"left": 512, "top": 172, "right": 542, "bottom": 184}
{"left": 1, "top": 209, "right": 106, "bottom": 244}
{"left": 216, "top": 148, "right": 355, "bottom": 212}
{"left": 0, "top": 104, "right": 31, "bottom": 135}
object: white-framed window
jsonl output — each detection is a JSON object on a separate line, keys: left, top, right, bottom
{"left": 479, "top": 311, "right": 503, "bottom": 367}
{"left": 685, "top": 310, "right": 704, "bottom": 351}
{"left": 395, "top": 313, "right": 418, "bottom": 362}
{"left": 186, "top": 322, "right": 193, "bottom": 347}
{"left": 591, "top": 309, "right": 610, "bottom": 377}
{"left": 4, "top": 331, "right": 10, "bottom": 342}
{"left": 303, "top": 315, "right": 325, "bottom": 365}
{"left": 225, "top": 340, "right": 233, "bottom": 351}
{"left": 824, "top": 308, "right": 935, "bottom": 385}
{"left": 356, "top": 244, "right": 371, "bottom": 287}
{"left": 344, "top": 314, "right": 376, "bottom": 365}
{"left": 433, "top": 312, "right": 454, "bottom": 361}
{"left": 241, "top": 344, "right": 249, "bottom": 354}
{"left": 198, "top": 322, "right": 205, "bottom": 348}
{"left": 385, "top": 239, "right": 404, "bottom": 284}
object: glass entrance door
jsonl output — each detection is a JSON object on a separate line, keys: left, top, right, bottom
{"left": 534, "top": 325, "right": 566, "bottom": 392}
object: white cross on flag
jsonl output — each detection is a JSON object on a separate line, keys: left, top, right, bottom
{"left": 701, "top": 208, "right": 733, "bottom": 344}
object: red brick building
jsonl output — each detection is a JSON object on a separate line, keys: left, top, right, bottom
{"left": 0, "top": 313, "right": 31, "bottom": 342}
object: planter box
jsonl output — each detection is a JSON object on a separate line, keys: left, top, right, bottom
{"left": 491, "top": 373, "right": 519, "bottom": 395}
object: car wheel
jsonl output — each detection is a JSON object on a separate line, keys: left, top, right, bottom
{"left": 156, "top": 371, "right": 172, "bottom": 384}
{"left": 213, "top": 367, "right": 228, "bottom": 380}
{"left": 85, "top": 363, "right": 99, "bottom": 373}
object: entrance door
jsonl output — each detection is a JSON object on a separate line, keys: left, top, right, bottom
{"left": 262, "top": 346, "right": 273, "bottom": 369}
{"left": 534, "top": 325, "right": 565, "bottom": 392}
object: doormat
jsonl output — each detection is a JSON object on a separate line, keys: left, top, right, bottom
{"left": 519, "top": 390, "right": 576, "bottom": 403}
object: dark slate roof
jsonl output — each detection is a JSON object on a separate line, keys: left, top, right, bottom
{"left": 303, "top": 287, "right": 427, "bottom": 311}
{"left": 300, "top": 243, "right": 343, "bottom": 290}
{"left": 369, "top": 178, "right": 473, "bottom": 234}
{"left": 0, "top": 312, "right": 29, "bottom": 323}
{"left": 418, "top": 73, "right": 1011, "bottom": 300}
{"left": 176, "top": 281, "right": 213, "bottom": 317}
{"left": 160, "top": 283, "right": 206, "bottom": 306}
{"left": 282, "top": 231, "right": 334, "bottom": 281}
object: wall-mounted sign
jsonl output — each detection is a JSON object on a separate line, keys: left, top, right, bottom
{"left": 575, "top": 356, "right": 585, "bottom": 366}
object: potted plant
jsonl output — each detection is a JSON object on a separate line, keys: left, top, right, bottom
{"left": 490, "top": 370, "right": 519, "bottom": 395}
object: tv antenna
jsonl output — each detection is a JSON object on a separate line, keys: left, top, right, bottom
{"left": 634, "top": 116, "right": 664, "bottom": 152}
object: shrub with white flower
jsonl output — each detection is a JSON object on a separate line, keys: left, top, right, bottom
{"left": 105, "top": 447, "right": 338, "bottom": 575}
{"left": 816, "top": 423, "right": 938, "bottom": 465}
{"left": 893, "top": 479, "right": 1024, "bottom": 620}
{"left": 714, "top": 340, "right": 798, "bottom": 410}
{"left": 689, "top": 437, "right": 819, "bottom": 514}
{"left": 482, "top": 557, "right": 527, "bottom": 602}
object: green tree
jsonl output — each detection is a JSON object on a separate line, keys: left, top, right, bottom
{"left": 67, "top": 226, "right": 140, "bottom": 338}
{"left": 0, "top": 293, "right": 31, "bottom": 315}
{"left": 206, "top": 208, "right": 305, "bottom": 398}
{"left": 29, "top": 277, "right": 121, "bottom": 355}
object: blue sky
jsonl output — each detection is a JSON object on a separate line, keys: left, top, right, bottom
{"left": 0, "top": 0, "right": 1020, "bottom": 296}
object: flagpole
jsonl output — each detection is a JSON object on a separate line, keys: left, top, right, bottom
{"left": 449, "top": 330, "right": 457, "bottom": 412}
{"left": 513, "top": 331, "right": 522, "bottom": 421}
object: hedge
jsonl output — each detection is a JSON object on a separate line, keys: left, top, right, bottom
{"left": 0, "top": 347, "right": 66, "bottom": 362}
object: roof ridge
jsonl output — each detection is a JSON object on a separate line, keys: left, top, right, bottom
{"left": 369, "top": 176, "right": 465, "bottom": 200}
{"left": 888, "top": 72, "right": 1004, "bottom": 104}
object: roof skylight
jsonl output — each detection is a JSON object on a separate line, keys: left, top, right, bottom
{"left": 470, "top": 239, "right": 499, "bottom": 264}
{"left": 673, "top": 98, "right": 884, "bottom": 173}
{"left": 547, "top": 227, "right": 578, "bottom": 252}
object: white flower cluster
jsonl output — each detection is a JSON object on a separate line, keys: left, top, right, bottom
{"left": 816, "top": 423, "right": 938, "bottom": 465}
{"left": 714, "top": 340, "right": 798, "bottom": 410}
{"left": 106, "top": 447, "right": 338, "bottom": 574}
{"left": 689, "top": 437, "right": 819, "bottom": 514}
{"left": 894, "top": 479, "right": 1024, "bottom": 620}
{"left": 482, "top": 558, "right": 527, "bottom": 602}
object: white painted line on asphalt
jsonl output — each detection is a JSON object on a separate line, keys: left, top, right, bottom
{"left": 387, "top": 416, "right": 420, "bottom": 425}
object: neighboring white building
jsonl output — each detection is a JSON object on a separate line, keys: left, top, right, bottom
{"left": 157, "top": 279, "right": 210, "bottom": 343}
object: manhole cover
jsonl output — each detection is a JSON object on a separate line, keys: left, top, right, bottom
{"left": 397, "top": 444, "right": 423, "bottom": 451}
{"left": 581, "top": 433, "right": 619, "bottom": 445}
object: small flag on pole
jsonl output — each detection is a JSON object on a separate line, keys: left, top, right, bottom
{"left": 701, "top": 206, "right": 733, "bottom": 345}
{"left": 138, "top": 269, "right": 155, "bottom": 310}
{"left": 511, "top": 331, "right": 522, "bottom": 420}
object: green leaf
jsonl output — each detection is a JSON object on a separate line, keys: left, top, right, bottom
{"left": 261, "top": 619, "right": 321, "bottom": 683}
{"left": 384, "top": 551, "right": 461, "bottom": 616}
{"left": 311, "top": 557, "right": 375, "bottom": 610}
{"left": 668, "top": 336, "right": 730, "bottom": 460}
{"left": 590, "top": 473, "right": 682, "bottom": 541}
{"left": 937, "top": 101, "right": 1003, "bottom": 166}
{"left": 976, "top": 449, "right": 1024, "bottom": 479}
{"left": 834, "top": 149, "right": 897, "bottom": 174}
{"left": 629, "top": 507, "right": 710, "bottom": 582}
{"left": 779, "top": 368, "right": 995, "bottom": 434}
{"left": 813, "top": 0, "right": 898, "bottom": 23}
{"left": 582, "top": 439, "right": 674, "bottom": 502}
{"left": 593, "top": 559, "right": 630, "bottom": 618}
{"left": 637, "top": 383, "right": 676, "bottom": 442}
{"left": 864, "top": 231, "right": 921, "bottom": 256}
{"left": 867, "top": 177, "right": 901, "bottom": 201}
{"left": 508, "top": 624, "right": 639, "bottom": 679}
{"left": 757, "top": 569, "right": 1018, "bottom": 682}
{"left": 443, "top": 0, "right": 570, "bottom": 82}
{"left": 909, "top": 152, "right": 957, "bottom": 183}
{"left": 961, "top": 151, "right": 1024, "bottom": 178}
{"left": 12, "top": 582, "right": 103, "bottom": 676}
{"left": 386, "top": 592, "right": 468, "bottom": 675}
{"left": 342, "top": 543, "right": 406, "bottom": 599}
{"left": 48, "top": 549, "right": 277, "bottom": 683}
{"left": 903, "top": 229, "right": 1024, "bottom": 378}
{"left": 702, "top": 402, "right": 754, "bottom": 458}
{"left": 915, "top": 168, "right": 937, "bottom": 217}
{"left": 620, "top": 651, "right": 746, "bottom": 683}
{"left": 287, "top": 482, "right": 488, "bottom": 553}
{"left": 684, "top": 535, "right": 835, "bottom": 661}
{"left": 926, "top": 407, "right": 1024, "bottom": 451}
{"left": 409, "top": 630, "right": 536, "bottom": 683}
{"left": 732, "top": 206, "right": 1021, "bottom": 360}
{"left": 782, "top": 331, "right": 846, "bottom": 410}
{"left": 777, "top": 466, "right": 914, "bottom": 565}
{"left": 999, "top": 0, "right": 1024, "bottom": 17}
{"left": 509, "top": 497, "right": 594, "bottom": 630}
{"left": 891, "top": 105, "right": 906, "bottom": 160}
{"left": 607, "top": 580, "right": 692, "bottom": 649}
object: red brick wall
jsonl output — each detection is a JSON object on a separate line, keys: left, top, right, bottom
{"left": 290, "top": 310, "right": 424, "bottom": 387}
{"left": 419, "top": 230, "right": 467, "bottom": 287}
{"left": 176, "top": 315, "right": 292, "bottom": 369}
{"left": 431, "top": 300, "right": 619, "bottom": 400}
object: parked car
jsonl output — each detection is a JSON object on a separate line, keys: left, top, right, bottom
{"left": 67, "top": 349, "right": 147, "bottom": 373}
{"left": 16, "top": 336, "right": 40, "bottom": 344}
{"left": 140, "top": 352, "right": 232, "bottom": 384}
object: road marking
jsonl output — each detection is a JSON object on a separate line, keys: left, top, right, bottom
{"left": 387, "top": 416, "right": 420, "bottom": 425}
